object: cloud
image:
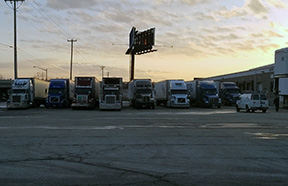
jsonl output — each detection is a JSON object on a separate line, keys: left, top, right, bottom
{"left": 246, "top": 0, "right": 269, "bottom": 15}
{"left": 46, "top": 0, "right": 99, "bottom": 10}
{"left": 251, "top": 30, "right": 284, "bottom": 38}
{"left": 266, "top": 0, "right": 287, "bottom": 9}
{"left": 194, "top": 12, "right": 216, "bottom": 21}
{"left": 178, "top": 0, "right": 211, "bottom": 6}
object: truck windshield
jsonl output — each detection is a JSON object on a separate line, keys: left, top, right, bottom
{"left": 227, "top": 89, "right": 240, "bottom": 94}
{"left": 203, "top": 89, "right": 217, "bottom": 95}
{"left": 260, "top": 95, "right": 267, "bottom": 100}
{"left": 75, "top": 88, "right": 91, "bottom": 94}
{"left": 104, "top": 90, "right": 120, "bottom": 95}
{"left": 137, "top": 89, "right": 152, "bottom": 94}
{"left": 12, "top": 89, "right": 26, "bottom": 94}
{"left": 49, "top": 88, "right": 65, "bottom": 95}
{"left": 171, "top": 90, "right": 187, "bottom": 95}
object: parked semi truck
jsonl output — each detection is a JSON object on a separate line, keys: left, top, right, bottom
{"left": 216, "top": 81, "right": 240, "bottom": 105}
{"left": 99, "top": 77, "right": 123, "bottom": 110}
{"left": 72, "top": 76, "right": 100, "bottom": 109}
{"left": 128, "top": 79, "right": 155, "bottom": 109}
{"left": 154, "top": 79, "right": 190, "bottom": 108}
{"left": 46, "top": 79, "right": 74, "bottom": 108}
{"left": 7, "top": 78, "right": 49, "bottom": 109}
{"left": 186, "top": 80, "right": 221, "bottom": 108}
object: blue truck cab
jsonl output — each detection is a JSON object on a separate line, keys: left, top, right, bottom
{"left": 197, "top": 81, "right": 221, "bottom": 108}
{"left": 187, "top": 80, "right": 221, "bottom": 108}
{"left": 46, "top": 79, "right": 73, "bottom": 108}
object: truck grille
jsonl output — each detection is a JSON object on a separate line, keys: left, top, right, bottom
{"left": 77, "top": 95, "right": 88, "bottom": 103}
{"left": 142, "top": 96, "right": 150, "bottom": 103}
{"left": 209, "top": 97, "right": 218, "bottom": 104}
{"left": 50, "top": 96, "right": 60, "bottom": 103}
{"left": 105, "top": 95, "right": 116, "bottom": 104}
{"left": 12, "top": 95, "right": 21, "bottom": 103}
{"left": 177, "top": 98, "right": 186, "bottom": 103}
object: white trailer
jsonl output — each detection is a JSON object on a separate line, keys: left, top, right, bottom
{"left": 7, "top": 78, "right": 49, "bottom": 109}
{"left": 128, "top": 79, "right": 155, "bottom": 109}
{"left": 274, "top": 47, "right": 288, "bottom": 108}
{"left": 154, "top": 80, "right": 190, "bottom": 108}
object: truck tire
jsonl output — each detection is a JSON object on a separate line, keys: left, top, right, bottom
{"left": 245, "top": 105, "right": 250, "bottom": 113}
{"left": 262, "top": 109, "right": 266, "bottom": 113}
{"left": 236, "top": 105, "right": 240, "bottom": 112}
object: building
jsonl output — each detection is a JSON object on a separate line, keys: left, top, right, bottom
{"left": 199, "top": 64, "right": 275, "bottom": 105}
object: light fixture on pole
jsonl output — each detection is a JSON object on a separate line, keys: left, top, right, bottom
{"left": 33, "top": 65, "right": 48, "bottom": 81}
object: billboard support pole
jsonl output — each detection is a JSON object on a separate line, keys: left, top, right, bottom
{"left": 130, "top": 54, "right": 135, "bottom": 81}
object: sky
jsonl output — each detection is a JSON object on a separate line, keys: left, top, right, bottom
{"left": 0, "top": 0, "right": 288, "bottom": 82}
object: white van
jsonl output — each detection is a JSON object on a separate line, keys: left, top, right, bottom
{"left": 236, "top": 93, "right": 269, "bottom": 113}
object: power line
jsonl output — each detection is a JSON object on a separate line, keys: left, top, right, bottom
{"left": 26, "top": 0, "right": 72, "bottom": 40}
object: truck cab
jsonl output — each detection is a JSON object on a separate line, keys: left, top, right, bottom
{"left": 99, "top": 78, "right": 123, "bottom": 110}
{"left": 219, "top": 82, "right": 240, "bottom": 105}
{"left": 72, "top": 77, "right": 99, "bottom": 109}
{"left": 188, "top": 80, "right": 221, "bottom": 108}
{"left": 7, "top": 79, "right": 33, "bottom": 109}
{"left": 167, "top": 80, "right": 190, "bottom": 108}
{"left": 128, "top": 79, "right": 155, "bottom": 109}
{"left": 46, "top": 79, "right": 72, "bottom": 108}
{"left": 199, "top": 82, "right": 221, "bottom": 108}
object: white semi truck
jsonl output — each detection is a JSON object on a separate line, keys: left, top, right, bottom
{"left": 99, "top": 77, "right": 123, "bottom": 110}
{"left": 128, "top": 79, "right": 155, "bottom": 109}
{"left": 154, "top": 80, "right": 190, "bottom": 108}
{"left": 7, "top": 78, "right": 49, "bottom": 109}
{"left": 274, "top": 47, "right": 288, "bottom": 108}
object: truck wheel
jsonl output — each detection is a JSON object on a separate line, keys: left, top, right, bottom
{"left": 262, "top": 109, "right": 266, "bottom": 113}
{"left": 236, "top": 105, "right": 240, "bottom": 112}
{"left": 156, "top": 100, "right": 161, "bottom": 106}
{"left": 245, "top": 105, "right": 250, "bottom": 113}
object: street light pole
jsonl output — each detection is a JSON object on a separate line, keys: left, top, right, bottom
{"left": 100, "top": 66, "right": 105, "bottom": 80}
{"left": 33, "top": 66, "right": 48, "bottom": 81}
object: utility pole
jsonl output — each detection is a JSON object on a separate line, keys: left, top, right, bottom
{"left": 5, "top": 0, "right": 25, "bottom": 79}
{"left": 100, "top": 66, "right": 105, "bottom": 80}
{"left": 67, "top": 39, "right": 77, "bottom": 80}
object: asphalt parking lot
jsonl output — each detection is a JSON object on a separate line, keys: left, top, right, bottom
{"left": 0, "top": 105, "right": 287, "bottom": 185}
